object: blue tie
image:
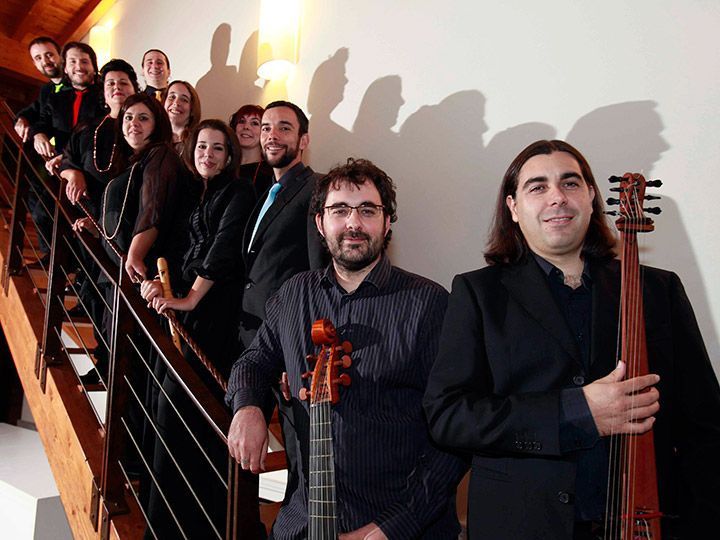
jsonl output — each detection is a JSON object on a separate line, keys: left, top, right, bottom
{"left": 249, "top": 182, "right": 282, "bottom": 248}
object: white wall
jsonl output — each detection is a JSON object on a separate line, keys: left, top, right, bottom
{"left": 97, "top": 0, "right": 720, "bottom": 370}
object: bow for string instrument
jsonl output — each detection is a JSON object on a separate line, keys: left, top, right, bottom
{"left": 298, "top": 319, "right": 352, "bottom": 540}
{"left": 605, "top": 173, "right": 663, "bottom": 539}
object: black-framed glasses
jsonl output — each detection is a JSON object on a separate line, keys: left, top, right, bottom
{"left": 323, "top": 203, "right": 384, "bottom": 220}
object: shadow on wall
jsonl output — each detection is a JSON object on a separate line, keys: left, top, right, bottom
{"left": 567, "top": 103, "right": 717, "bottom": 353}
{"left": 189, "top": 37, "right": 717, "bottom": 355}
{"left": 195, "top": 25, "right": 287, "bottom": 123}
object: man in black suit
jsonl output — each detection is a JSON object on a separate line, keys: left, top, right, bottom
{"left": 31, "top": 41, "right": 104, "bottom": 159}
{"left": 423, "top": 139, "right": 720, "bottom": 539}
{"left": 239, "top": 100, "right": 326, "bottom": 506}
{"left": 14, "top": 36, "right": 65, "bottom": 142}
{"left": 240, "top": 100, "right": 326, "bottom": 346}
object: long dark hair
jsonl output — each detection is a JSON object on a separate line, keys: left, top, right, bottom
{"left": 162, "top": 80, "right": 202, "bottom": 143}
{"left": 113, "top": 93, "right": 172, "bottom": 172}
{"left": 484, "top": 139, "right": 616, "bottom": 265}
{"left": 183, "top": 119, "right": 242, "bottom": 179}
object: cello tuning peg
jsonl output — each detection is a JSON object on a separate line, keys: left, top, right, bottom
{"left": 604, "top": 211, "right": 619, "bottom": 216}
{"left": 606, "top": 197, "right": 621, "bottom": 206}
{"left": 334, "top": 354, "right": 352, "bottom": 368}
{"left": 609, "top": 187, "right": 624, "bottom": 192}
{"left": 644, "top": 207, "right": 662, "bottom": 215}
{"left": 646, "top": 179, "right": 663, "bottom": 187}
{"left": 333, "top": 373, "right": 351, "bottom": 387}
{"left": 299, "top": 387, "right": 309, "bottom": 401}
{"left": 608, "top": 175, "right": 623, "bottom": 183}
{"left": 301, "top": 371, "right": 312, "bottom": 379}
{"left": 644, "top": 194, "right": 661, "bottom": 200}
{"left": 340, "top": 341, "right": 352, "bottom": 354}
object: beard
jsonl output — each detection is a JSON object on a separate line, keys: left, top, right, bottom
{"left": 326, "top": 230, "right": 384, "bottom": 272}
{"left": 42, "top": 63, "right": 61, "bottom": 78}
{"left": 262, "top": 140, "right": 300, "bottom": 169}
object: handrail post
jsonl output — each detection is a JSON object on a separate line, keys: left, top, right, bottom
{"left": 226, "top": 457, "right": 264, "bottom": 539}
{"left": 98, "top": 265, "right": 132, "bottom": 535}
{"left": 2, "top": 148, "right": 28, "bottom": 291}
{"left": 38, "top": 181, "right": 71, "bottom": 389}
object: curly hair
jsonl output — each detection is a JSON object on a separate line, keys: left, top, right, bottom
{"left": 311, "top": 158, "right": 397, "bottom": 248}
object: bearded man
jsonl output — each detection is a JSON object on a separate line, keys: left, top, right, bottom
{"left": 227, "top": 158, "right": 466, "bottom": 539}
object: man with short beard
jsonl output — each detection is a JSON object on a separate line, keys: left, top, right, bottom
{"left": 227, "top": 158, "right": 466, "bottom": 539}
{"left": 240, "top": 100, "right": 326, "bottom": 347}
{"left": 31, "top": 41, "right": 105, "bottom": 158}
{"left": 14, "top": 36, "right": 66, "bottom": 142}
{"left": 239, "top": 100, "right": 327, "bottom": 513}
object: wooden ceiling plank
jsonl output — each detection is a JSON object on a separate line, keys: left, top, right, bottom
{"left": 57, "top": 0, "right": 114, "bottom": 46}
{"left": 11, "top": 0, "right": 45, "bottom": 41}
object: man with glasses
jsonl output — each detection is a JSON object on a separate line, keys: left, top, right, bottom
{"left": 227, "top": 158, "right": 466, "bottom": 539}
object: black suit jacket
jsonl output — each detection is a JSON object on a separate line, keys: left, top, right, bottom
{"left": 239, "top": 163, "right": 326, "bottom": 346}
{"left": 423, "top": 255, "right": 720, "bottom": 539}
{"left": 31, "top": 82, "right": 105, "bottom": 154}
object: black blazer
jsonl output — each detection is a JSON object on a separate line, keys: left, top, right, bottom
{"left": 423, "top": 256, "right": 720, "bottom": 539}
{"left": 31, "top": 82, "right": 105, "bottom": 154}
{"left": 240, "top": 164, "right": 326, "bottom": 344}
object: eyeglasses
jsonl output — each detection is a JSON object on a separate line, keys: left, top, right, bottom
{"left": 323, "top": 203, "right": 384, "bottom": 220}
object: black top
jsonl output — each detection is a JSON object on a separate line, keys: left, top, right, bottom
{"left": 59, "top": 115, "right": 128, "bottom": 217}
{"left": 16, "top": 80, "right": 67, "bottom": 125}
{"left": 238, "top": 160, "right": 274, "bottom": 199}
{"left": 227, "top": 254, "right": 466, "bottom": 539}
{"left": 535, "top": 255, "right": 607, "bottom": 521}
{"left": 31, "top": 83, "right": 106, "bottom": 154}
{"left": 182, "top": 169, "right": 256, "bottom": 287}
{"left": 100, "top": 144, "right": 189, "bottom": 276}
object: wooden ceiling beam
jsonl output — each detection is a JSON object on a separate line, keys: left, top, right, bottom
{"left": 0, "top": 34, "right": 43, "bottom": 82}
{"left": 57, "top": 0, "right": 115, "bottom": 46}
{"left": 11, "top": 0, "right": 46, "bottom": 41}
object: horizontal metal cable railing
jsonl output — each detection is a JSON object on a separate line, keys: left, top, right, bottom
{"left": 0, "top": 99, "right": 277, "bottom": 539}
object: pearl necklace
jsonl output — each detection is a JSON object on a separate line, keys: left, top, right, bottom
{"left": 93, "top": 115, "right": 117, "bottom": 173}
{"left": 101, "top": 161, "right": 138, "bottom": 240}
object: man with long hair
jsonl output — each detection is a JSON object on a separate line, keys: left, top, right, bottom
{"left": 423, "top": 140, "right": 720, "bottom": 539}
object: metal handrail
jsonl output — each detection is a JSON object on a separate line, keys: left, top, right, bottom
{"left": 0, "top": 97, "right": 271, "bottom": 539}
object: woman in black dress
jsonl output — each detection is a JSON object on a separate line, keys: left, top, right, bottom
{"left": 74, "top": 92, "right": 189, "bottom": 381}
{"left": 98, "top": 92, "right": 187, "bottom": 281}
{"left": 229, "top": 104, "right": 274, "bottom": 197}
{"left": 142, "top": 118, "right": 254, "bottom": 375}
{"left": 139, "top": 119, "right": 259, "bottom": 539}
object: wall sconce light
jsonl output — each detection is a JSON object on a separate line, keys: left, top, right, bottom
{"left": 257, "top": 0, "right": 301, "bottom": 81}
{"left": 89, "top": 25, "right": 112, "bottom": 68}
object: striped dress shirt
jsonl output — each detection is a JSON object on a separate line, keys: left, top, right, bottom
{"left": 226, "top": 254, "right": 467, "bottom": 539}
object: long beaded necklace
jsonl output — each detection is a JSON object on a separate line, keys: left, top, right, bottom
{"left": 101, "top": 161, "right": 138, "bottom": 240}
{"left": 93, "top": 115, "right": 117, "bottom": 173}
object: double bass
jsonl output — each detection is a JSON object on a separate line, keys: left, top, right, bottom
{"left": 606, "top": 172, "right": 663, "bottom": 539}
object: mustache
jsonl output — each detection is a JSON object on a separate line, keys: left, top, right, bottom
{"left": 341, "top": 231, "right": 370, "bottom": 242}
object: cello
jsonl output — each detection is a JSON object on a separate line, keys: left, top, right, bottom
{"left": 299, "top": 319, "right": 352, "bottom": 540}
{"left": 606, "top": 172, "right": 663, "bottom": 539}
